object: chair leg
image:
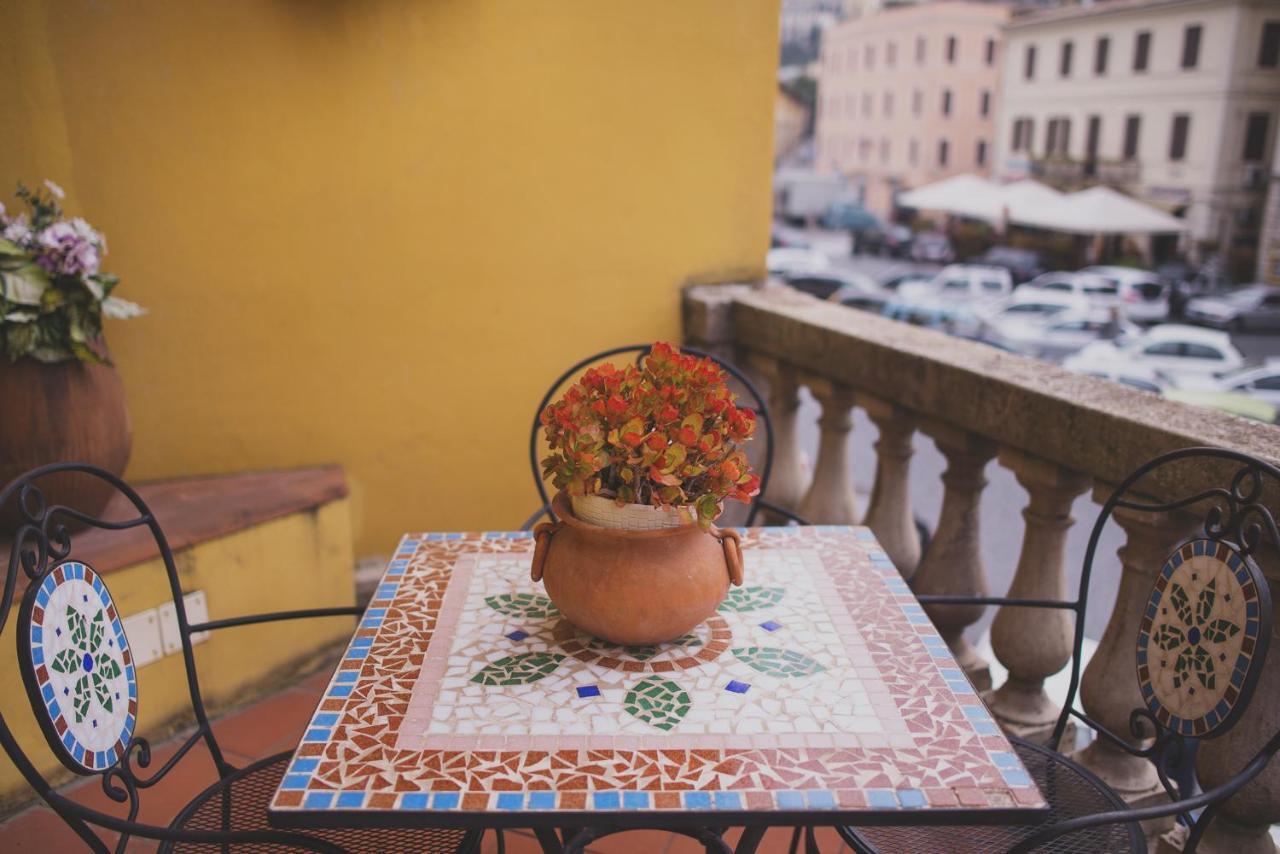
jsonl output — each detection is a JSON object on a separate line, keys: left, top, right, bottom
{"left": 736, "top": 826, "right": 767, "bottom": 854}
{"left": 788, "top": 826, "right": 803, "bottom": 854}
{"left": 535, "top": 826, "right": 567, "bottom": 854}
{"left": 836, "top": 825, "right": 881, "bottom": 854}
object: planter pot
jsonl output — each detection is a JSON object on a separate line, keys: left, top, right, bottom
{"left": 530, "top": 491, "right": 743, "bottom": 645}
{"left": 0, "top": 354, "right": 132, "bottom": 526}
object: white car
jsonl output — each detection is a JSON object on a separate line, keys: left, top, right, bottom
{"left": 766, "top": 247, "right": 829, "bottom": 277}
{"left": 988, "top": 307, "right": 1139, "bottom": 362}
{"left": 1178, "top": 359, "right": 1280, "bottom": 408}
{"left": 1080, "top": 265, "right": 1169, "bottom": 324}
{"left": 1063, "top": 324, "right": 1245, "bottom": 383}
{"left": 1184, "top": 285, "right": 1280, "bottom": 331}
{"left": 888, "top": 265, "right": 1013, "bottom": 336}
{"left": 1021, "top": 271, "right": 1121, "bottom": 309}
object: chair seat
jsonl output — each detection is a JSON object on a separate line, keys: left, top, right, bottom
{"left": 164, "top": 751, "right": 473, "bottom": 853}
{"left": 844, "top": 737, "right": 1145, "bottom": 854}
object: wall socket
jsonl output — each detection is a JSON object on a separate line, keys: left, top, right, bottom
{"left": 122, "top": 591, "right": 209, "bottom": 668}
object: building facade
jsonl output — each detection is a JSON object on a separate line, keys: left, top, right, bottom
{"left": 815, "top": 1, "right": 1010, "bottom": 218}
{"left": 996, "top": 0, "right": 1280, "bottom": 259}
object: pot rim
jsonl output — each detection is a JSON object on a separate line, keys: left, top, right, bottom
{"left": 551, "top": 491, "right": 720, "bottom": 540}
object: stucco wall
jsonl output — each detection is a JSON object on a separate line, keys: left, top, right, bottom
{"left": 0, "top": 0, "right": 780, "bottom": 555}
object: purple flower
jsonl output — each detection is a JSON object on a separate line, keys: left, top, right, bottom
{"left": 43, "top": 179, "right": 66, "bottom": 200}
{"left": 37, "top": 222, "right": 101, "bottom": 277}
{"left": 2, "top": 215, "right": 32, "bottom": 247}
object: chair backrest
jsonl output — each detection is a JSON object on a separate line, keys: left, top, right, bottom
{"left": 525, "top": 344, "right": 779, "bottom": 528}
{"left": 0, "top": 463, "right": 234, "bottom": 853}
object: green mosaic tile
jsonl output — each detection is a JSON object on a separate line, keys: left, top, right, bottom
{"left": 586, "top": 632, "right": 701, "bottom": 661}
{"left": 731, "top": 646, "right": 825, "bottom": 678}
{"left": 483, "top": 592, "right": 559, "bottom": 620}
{"left": 471, "top": 651, "right": 566, "bottom": 686}
{"left": 623, "top": 675, "right": 692, "bottom": 731}
{"left": 718, "top": 586, "right": 785, "bottom": 613}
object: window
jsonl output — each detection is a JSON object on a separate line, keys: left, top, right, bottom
{"left": 1061, "top": 40, "right": 1074, "bottom": 77}
{"left": 980, "top": 90, "right": 991, "bottom": 118}
{"left": 941, "top": 279, "right": 968, "bottom": 293}
{"left": 981, "top": 280, "right": 1005, "bottom": 293}
{"left": 942, "top": 89, "right": 952, "bottom": 117}
{"left": 909, "top": 138, "right": 920, "bottom": 165}
{"left": 947, "top": 36, "right": 957, "bottom": 64}
{"left": 866, "top": 44, "right": 875, "bottom": 68}
{"left": 1170, "top": 114, "right": 1190, "bottom": 161}
{"left": 848, "top": 46, "right": 858, "bottom": 71}
{"left": 1181, "top": 24, "right": 1201, "bottom": 69}
{"left": 1011, "top": 117, "right": 1036, "bottom": 153}
{"left": 1253, "top": 375, "right": 1280, "bottom": 391}
{"left": 1123, "top": 114, "right": 1141, "bottom": 159}
{"left": 1134, "top": 31, "right": 1151, "bottom": 72}
{"left": 883, "top": 91, "right": 894, "bottom": 117}
{"left": 939, "top": 139, "right": 950, "bottom": 167}
{"left": 881, "top": 138, "right": 890, "bottom": 164}
{"left": 1143, "top": 342, "right": 1182, "bottom": 357}
{"left": 1183, "top": 344, "right": 1224, "bottom": 361}
{"left": 912, "top": 89, "right": 923, "bottom": 116}
{"left": 916, "top": 36, "right": 926, "bottom": 64}
{"left": 1244, "top": 112, "right": 1270, "bottom": 161}
{"left": 1261, "top": 21, "right": 1280, "bottom": 67}
{"left": 1025, "top": 45, "right": 1037, "bottom": 79}
{"left": 985, "top": 38, "right": 996, "bottom": 66}
{"left": 1095, "top": 36, "right": 1110, "bottom": 74}
{"left": 862, "top": 92, "right": 873, "bottom": 116}
{"left": 976, "top": 139, "right": 987, "bottom": 167}
{"left": 887, "top": 41, "right": 897, "bottom": 67}
{"left": 1086, "top": 115, "right": 1101, "bottom": 164}
{"left": 1046, "top": 117, "right": 1071, "bottom": 156}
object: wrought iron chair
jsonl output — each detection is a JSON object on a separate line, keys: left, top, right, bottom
{"left": 521, "top": 343, "right": 809, "bottom": 531}
{"left": 0, "top": 462, "right": 484, "bottom": 853}
{"left": 836, "top": 447, "right": 1279, "bottom": 853}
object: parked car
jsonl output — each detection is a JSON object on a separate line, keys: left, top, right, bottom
{"left": 821, "top": 201, "right": 879, "bottom": 232}
{"left": 912, "top": 264, "right": 1014, "bottom": 302}
{"left": 979, "top": 293, "right": 1139, "bottom": 362}
{"left": 766, "top": 247, "right": 829, "bottom": 276}
{"left": 886, "top": 265, "right": 1013, "bottom": 335}
{"left": 1175, "top": 358, "right": 1280, "bottom": 409}
{"left": 972, "top": 245, "right": 1044, "bottom": 284}
{"left": 782, "top": 270, "right": 884, "bottom": 312}
{"left": 1063, "top": 324, "right": 1245, "bottom": 383}
{"left": 1020, "top": 271, "right": 1120, "bottom": 308}
{"left": 770, "top": 222, "right": 809, "bottom": 249}
{"left": 862, "top": 223, "right": 914, "bottom": 258}
{"left": 880, "top": 271, "right": 935, "bottom": 292}
{"left": 1184, "top": 284, "right": 1280, "bottom": 331}
{"left": 909, "top": 231, "right": 955, "bottom": 264}
{"left": 1071, "top": 364, "right": 1166, "bottom": 394}
{"left": 1079, "top": 265, "right": 1169, "bottom": 324}
{"left": 1164, "top": 389, "right": 1278, "bottom": 423}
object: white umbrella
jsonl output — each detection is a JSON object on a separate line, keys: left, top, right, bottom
{"left": 1014, "top": 185, "right": 1188, "bottom": 234}
{"left": 896, "top": 174, "right": 1004, "bottom": 222}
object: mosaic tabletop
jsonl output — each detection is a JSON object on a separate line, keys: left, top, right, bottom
{"left": 269, "top": 527, "right": 1046, "bottom": 829}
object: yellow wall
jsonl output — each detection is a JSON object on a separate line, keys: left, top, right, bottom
{"left": 0, "top": 1, "right": 780, "bottom": 555}
{"left": 0, "top": 499, "right": 355, "bottom": 808}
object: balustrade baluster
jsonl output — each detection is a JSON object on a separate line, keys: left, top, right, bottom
{"left": 986, "top": 448, "right": 1088, "bottom": 741}
{"left": 913, "top": 419, "right": 996, "bottom": 690}
{"left": 797, "top": 377, "right": 858, "bottom": 525}
{"left": 748, "top": 355, "right": 807, "bottom": 519}
{"left": 860, "top": 394, "right": 920, "bottom": 579}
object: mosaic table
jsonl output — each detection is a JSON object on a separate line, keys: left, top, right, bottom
{"left": 269, "top": 526, "right": 1047, "bottom": 844}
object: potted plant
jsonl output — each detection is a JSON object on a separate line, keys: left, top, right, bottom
{"left": 529, "top": 342, "right": 759, "bottom": 644}
{"left": 0, "top": 181, "right": 144, "bottom": 521}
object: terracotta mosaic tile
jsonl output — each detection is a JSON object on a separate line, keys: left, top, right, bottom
{"left": 269, "top": 528, "right": 1045, "bottom": 823}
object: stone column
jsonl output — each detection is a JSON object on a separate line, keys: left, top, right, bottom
{"left": 748, "top": 354, "right": 807, "bottom": 519}
{"left": 1075, "top": 486, "right": 1198, "bottom": 840}
{"left": 797, "top": 376, "right": 859, "bottom": 525}
{"left": 985, "top": 448, "right": 1089, "bottom": 742}
{"left": 1183, "top": 542, "right": 1280, "bottom": 854}
{"left": 913, "top": 419, "right": 997, "bottom": 690}
{"left": 861, "top": 394, "right": 921, "bottom": 579}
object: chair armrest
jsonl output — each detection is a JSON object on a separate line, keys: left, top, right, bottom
{"left": 188, "top": 605, "right": 362, "bottom": 633}
{"left": 754, "top": 499, "right": 810, "bottom": 526}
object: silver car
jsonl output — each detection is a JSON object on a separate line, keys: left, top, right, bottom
{"left": 1185, "top": 284, "right": 1280, "bottom": 331}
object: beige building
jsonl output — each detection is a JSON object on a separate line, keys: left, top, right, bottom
{"left": 775, "top": 84, "right": 813, "bottom": 163}
{"left": 996, "top": 0, "right": 1280, "bottom": 260}
{"left": 815, "top": 1, "right": 1010, "bottom": 219}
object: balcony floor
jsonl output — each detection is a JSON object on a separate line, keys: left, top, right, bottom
{"left": 0, "top": 661, "right": 852, "bottom": 852}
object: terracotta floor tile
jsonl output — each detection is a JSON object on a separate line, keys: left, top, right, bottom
{"left": 583, "top": 828, "right": 677, "bottom": 853}
{"left": 480, "top": 828, "right": 550, "bottom": 853}
{"left": 211, "top": 682, "right": 324, "bottom": 759}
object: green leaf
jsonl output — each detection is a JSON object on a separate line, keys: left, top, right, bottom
{"left": 587, "top": 632, "right": 700, "bottom": 661}
{"left": 1153, "top": 623, "right": 1185, "bottom": 652}
{"left": 1202, "top": 618, "right": 1240, "bottom": 644}
{"left": 471, "top": 651, "right": 565, "bottom": 686}
{"left": 89, "top": 610, "right": 104, "bottom": 651}
{"left": 1170, "top": 584, "right": 1193, "bottom": 627}
{"left": 719, "top": 586, "right": 785, "bottom": 613}
{"left": 1196, "top": 580, "right": 1216, "bottom": 625}
{"left": 67, "top": 606, "right": 88, "bottom": 648}
{"left": 731, "top": 646, "right": 825, "bottom": 678}
{"left": 95, "top": 651, "right": 122, "bottom": 680}
{"left": 1, "top": 264, "right": 49, "bottom": 306}
{"left": 73, "top": 675, "right": 91, "bottom": 722}
{"left": 0, "top": 237, "right": 28, "bottom": 256}
{"left": 484, "top": 593, "right": 558, "bottom": 620}
{"left": 92, "top": 672, "right": 113, "bottom": 713}
{"left": 51, "top": 648, "right": 80, "bottom": 675}
{"left": 623, "top": 675, "right": 691, "bottom": 731}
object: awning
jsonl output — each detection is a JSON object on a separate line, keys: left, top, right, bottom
{"left": 1015, "top": 185, "right": 1188, "bottom": 234}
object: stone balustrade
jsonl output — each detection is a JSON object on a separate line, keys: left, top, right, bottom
{"left": 684, "top": 283, "right": 1280, "bottom": 853}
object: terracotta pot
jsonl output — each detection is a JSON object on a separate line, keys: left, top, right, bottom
{"left": 0, "top": 354, "right": 132, "bottom": 526}
{"left": 530, "top": 491, "right": 743, "bottom": 645}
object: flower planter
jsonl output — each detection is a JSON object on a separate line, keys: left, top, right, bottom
{"left": 530, "top": 491, "right": 743, "bottom": 645}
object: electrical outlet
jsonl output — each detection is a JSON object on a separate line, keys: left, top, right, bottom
{"left": 157, "top": 590, "right": 210, "bottom": 655}
{"left": 122, "top": 609, "right": 163, "bottom": 667}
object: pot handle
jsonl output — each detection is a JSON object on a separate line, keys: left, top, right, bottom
{"left": 715, "top": 528, "right": 744, "bottom": 587}
{"left": 530, "top": 520, "right": 561, "bottom": 582}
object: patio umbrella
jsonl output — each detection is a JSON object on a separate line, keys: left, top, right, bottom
{"left": 1013, "top": 185, "right": 1188, "bottom": 234}
{"left": 896, "top": 174, "right": 1003, "bottom": 222}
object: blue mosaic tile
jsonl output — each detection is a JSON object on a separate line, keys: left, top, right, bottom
{"left": 336, "top": 791, "right": 366, "bottom": 808}
{"left": 400, "top": 793, "right": 429, "bottom": 809}
{"left": 433, "top": 792, "right": 461, "bottom": 809}
{"left": 867, "top": 789, "right": 897, "bottom": 809}
{"left": 506, "top": 630, "right": 529, "bottom": 641}
{"left": 714, "top": 791, "right": 741, "bottom": 810}
{"left": 623, "top": 791, "right": 651, "bottom": 809}
{"left": 725, "top": 680, "right": 751, "bottom": 694}
{"left": 291, "top": 758, "right": 319, "bottom": 773}
{"left": 496, "top": 792, "right": 524, "bottom": 810}
{"left": 528, "top": 791, "right": 556, "bottom": 809}
{"left": 897, "top": 789, "right": 925, "bottom": 808}
{"left": 776, "top": 791, "right": 804, "bottom": 809}
{"left": 593, "top": 791, "right": 621, "bottom": 809}
{"left": 303, "top": 792, "right": 335, "bottom": 809}
{"left": 683, "top": 792, "right": 712, "bottom": 809}
{"left": 759, "top": 620, "right": 783, "bottom": 632}
{"left": 576, "top": 685, "right": 601, "bottom": 698}
{"left": 807, "top": 790, "right": 836, "bottom": 809}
